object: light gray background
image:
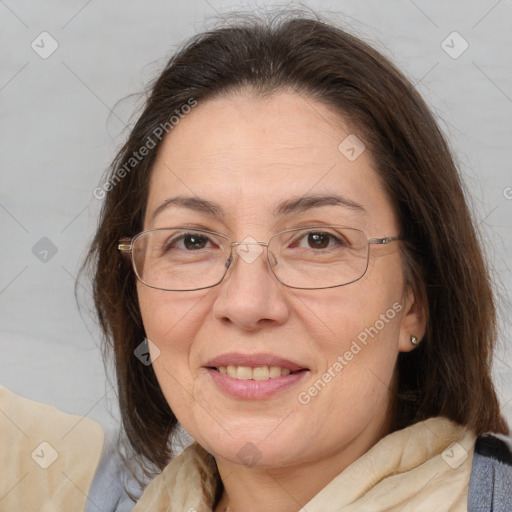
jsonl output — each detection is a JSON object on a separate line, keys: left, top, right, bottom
{"left": 1, "top": 0, "right": 511, "bottom": 433}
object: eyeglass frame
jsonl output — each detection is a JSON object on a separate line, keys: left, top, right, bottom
{"left": 118, "top": 225, "right": 401, "bottom": 291}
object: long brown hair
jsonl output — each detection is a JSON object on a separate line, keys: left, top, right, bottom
{"left": 81, "top": 8, "right": 509, "bottom": 472}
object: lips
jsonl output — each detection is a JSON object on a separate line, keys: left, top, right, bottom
{"left": 202, "top": 353, "right": 310, "bottom": 399}
{"left": 202, "top": 352, "right": 310, "bottom": 399}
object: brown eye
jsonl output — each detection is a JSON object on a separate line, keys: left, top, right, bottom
{"left": 163, "top": 233, "right": 213, "bottom": 252}
{"left": 307, "top": 232, "right": 331, "bottom": 249}
{"left": 182, "top": 234, "right": 209, "bottom": 250}
{"left": 292, "top": 231, "right": 347, "bottom": 250}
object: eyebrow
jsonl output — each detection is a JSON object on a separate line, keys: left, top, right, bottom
{"left": 150, "top": 193, "right": 366, "bottom": 223}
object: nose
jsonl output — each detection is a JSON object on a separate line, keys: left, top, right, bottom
{"left": 211, "top": 240, "right": 289, "bottom": 330}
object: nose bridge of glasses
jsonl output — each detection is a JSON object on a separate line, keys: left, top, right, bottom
{"left": 230, "top": 240, "right": 269, "bottom": 250}
{"left": 228, "top": 238, "right": 271, "bottom": 267}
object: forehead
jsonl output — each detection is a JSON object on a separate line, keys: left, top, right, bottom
{"left": 145, "top": 90, "right": 395, "bottom": 232}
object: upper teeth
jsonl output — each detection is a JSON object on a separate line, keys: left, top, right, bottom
{"left": 217, "top": 365, "right": 292, "bottom": 380}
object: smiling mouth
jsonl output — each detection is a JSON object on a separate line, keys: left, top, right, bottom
{"left": 210, "top": 365, "right": 307, "bottom": 381}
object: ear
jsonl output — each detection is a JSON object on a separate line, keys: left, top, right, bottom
{"left": 398, "top": 285, "right": 427, "bottom": 352}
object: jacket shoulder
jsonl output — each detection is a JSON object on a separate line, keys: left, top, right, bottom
{"left": 468, "top": 433, "right": 512, "bottom": 512}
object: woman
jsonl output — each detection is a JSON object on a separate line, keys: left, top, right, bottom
{"left": 84, "top": 9, "right": 511, "bottom": 512}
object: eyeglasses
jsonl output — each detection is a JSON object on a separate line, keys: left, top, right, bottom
{"left": 118, "top": 225, "right": 401, "bottom": 291}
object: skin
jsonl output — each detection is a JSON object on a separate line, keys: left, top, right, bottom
{"left": 137, "top": 89, "right": 426, "bottom": 511}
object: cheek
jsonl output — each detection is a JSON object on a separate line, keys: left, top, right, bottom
{"left": 137, "top": 284, "right": 207, "bottom": 343}
{"left": 136, "top": 285, "right": 215, "bottom": 405}
{"left": 137, "top": 287, "right": 200, "bottom": 379}
{"left": 304, "top": 284, "right": 403, "bottom": 354}
{"left": 305, "top": 298, "right": 402, "bottom": 419}
{"left": 300, "top": 263, "right": 405, "bottom": 394}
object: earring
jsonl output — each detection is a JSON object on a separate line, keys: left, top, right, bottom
{"left": 410, "top": 335, "right": 420, "bottom": 346}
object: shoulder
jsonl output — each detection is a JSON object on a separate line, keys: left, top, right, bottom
{"left": 468, "top": 432, "right": 512, "bottom": 512}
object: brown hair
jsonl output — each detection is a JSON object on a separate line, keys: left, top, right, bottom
{"left": 81, "top": 8, "right": 509, "bottom": 472}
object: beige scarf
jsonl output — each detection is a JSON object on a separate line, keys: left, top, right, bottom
{"left": 134, "top": 416, "right": 476, "bottom": 512}
{"left": 0, "top": 386, "right": 104, "bottom": 511}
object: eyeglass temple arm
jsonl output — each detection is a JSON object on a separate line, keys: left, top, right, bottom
{"left": 368, "top": 236, "right": 401, "bottom": 245}
{"left": 118, "top": 238, "right": 132, "bottom": 252}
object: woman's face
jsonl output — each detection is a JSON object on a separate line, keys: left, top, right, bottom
{"left": 137, "top": 90, "right": 425, "bottom": 469}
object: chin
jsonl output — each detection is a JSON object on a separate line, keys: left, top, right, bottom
{"left": 188, "top": 420, "right": 315, "bottom": 469}
{"left": 206, "top": 439, "right": 300, "bottom": 468}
